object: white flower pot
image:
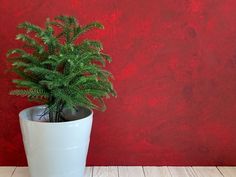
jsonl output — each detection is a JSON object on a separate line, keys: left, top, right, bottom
{"left": 19, "top": 105, "right": 93, "bottom": 177}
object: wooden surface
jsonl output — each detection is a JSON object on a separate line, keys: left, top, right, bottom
{"left": 0, "top": 167, "right": 15, "bottom": 177}
{"left": 0, "top": 166, "right": 235, "bottom": 177}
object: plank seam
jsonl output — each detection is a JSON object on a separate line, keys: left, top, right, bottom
{"left": 167, "top": 166, "right": 174, "bottom": 177}
{"left": 190, "top": 166, "right": 200, "bottom": 177}
{"left": 192, "top": 167, "right": 201, "bottom": 177}
{"left": 216, "top": 167, "right": 226, "bottom": 177}
{"left": 91, "top": 166, "right": 94, "bottom": 177}
{"left": 10, "top": 167, "right": 17, "bottom": 177}
{"left": 116, "top": 166, "right": 120, "bottom": 177}
{"left": 142, "top": 166, "right": 146, "bottom": 177}
{"left": 192, "top": 167, "right": 224, "bottom": 177}
{"left": 117, "top": 166, "right": 120, "bottom": 177}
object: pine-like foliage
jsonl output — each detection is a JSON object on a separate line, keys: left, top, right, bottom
{"left": 7, "top": 15, "right": 117, "bottom": 122}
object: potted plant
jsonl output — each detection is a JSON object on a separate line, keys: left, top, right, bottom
{"left": 7, "top": 15, "right": 116, "bottom": 177}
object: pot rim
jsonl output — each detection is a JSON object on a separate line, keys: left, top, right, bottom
{"left": 19, "top": 105, "right": 93, "bottom": 125}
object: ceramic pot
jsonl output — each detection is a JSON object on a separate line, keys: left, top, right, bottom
{"left": 19, "top": 105, "right": 93, "bottom": 177}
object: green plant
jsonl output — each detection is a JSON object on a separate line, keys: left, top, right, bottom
{"left": 7, "top": 15, "right": 116, "bottom": 122}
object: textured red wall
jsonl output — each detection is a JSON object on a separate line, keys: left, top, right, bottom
{"left": 1, "top": 0, "right": 236, "bottom": 166}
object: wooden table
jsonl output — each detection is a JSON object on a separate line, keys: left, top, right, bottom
{"left": 0, "top": 166, "right": 235, "bottom": 177}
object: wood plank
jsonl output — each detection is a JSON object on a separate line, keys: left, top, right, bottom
{"left": 93, "top": 166, "right": 118, "bottom": 177}
{"left": 118, "top": 166, "right": 145, "bottom": 177}
{"left": 192, "top": 167, "right": 223, "bottom": 177}
{"left": 84, "top": 167, "right": 93, "bottom": 177}
{"left": 12, "top": 167, "right": 29, "bottom": 177}
{"left": 143, "top": 166, "right": 172, "bottom": 177}
{"left": 0, "top": 167, "right": 16, "bottom": 177}
{"left": 2, "top": 166, "right": 236, "bottom": 177}
{"left": 168, "top": 167, "right": 197, "bottom": 177}
{"left": 12, "top": 167, "right": 92, "bottom": 177}
{"left": 218, "top": 167, "right": 236, "bottom": 177}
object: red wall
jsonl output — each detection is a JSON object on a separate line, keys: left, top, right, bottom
{"left": 1, "top": 0, "right": 236, "bottom": 166}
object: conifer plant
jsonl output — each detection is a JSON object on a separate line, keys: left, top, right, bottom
{"left": 7, "top": 15, "right": 116, "bottom": 122}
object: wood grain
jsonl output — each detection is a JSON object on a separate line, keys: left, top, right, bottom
{"left": 12, "top": 167, "right": 29, "bottom": 177}
{"left": 168, "top": 167, "right": 197, "bottom": 177}
{"left": 3, "top": 166, "right": 236, "bottom": 177}
{"left": 118, "top": 166, "right": 145, "bottom": 177}
{"left": 218, "top": 167, "right": 236, "bottom": 177}
{"left": 143, "top": 166, "right": 172, "bottom": 177}
{"left": 192, "top": 167, "right": 223, "bottom": 177}
{"left": 0, "top": 167, "right": 15, "bottom": 177}
{"left": 93, "top": 166, "right": 118, "bottom": 177}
